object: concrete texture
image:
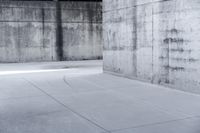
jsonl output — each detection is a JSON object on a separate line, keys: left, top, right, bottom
{"left": 0, "top": 61, "right": 200, "bottom": 133}
{"left": 0, "top": 60, "right": 200, "bottom": 133}
{"left": 0, "top": 1, "right": 102, "bottom": 62}
{"left": 103, "top": 0, "right": 200, "bottom": 94}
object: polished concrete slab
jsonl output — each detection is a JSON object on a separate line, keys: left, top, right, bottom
{"left": 0, "top": 60, "right": 200, "bottom": 133}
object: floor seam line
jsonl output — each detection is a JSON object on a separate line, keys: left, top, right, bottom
{"left": 63, "top": 76, "right": 74, "bottom": 89}
{"left": 22, "top": 78, "right": 111, "bottom": 133}
{"left": 78, "top": 77, "right": 191, "bottom": 117}
{"left": 109, "top": 115, "right": 200, "bottom": 132}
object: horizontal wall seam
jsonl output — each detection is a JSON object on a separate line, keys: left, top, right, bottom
{"left": 103, "top": 0, "right": 173, "bottom": 13}
{"left": 0, "top": 6, "right": 102, "bottom": 11}
{"left": 0, "top": 20, "right": 102, "bottom": 24}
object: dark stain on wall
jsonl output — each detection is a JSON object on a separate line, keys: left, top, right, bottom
{"left": 170, "top": 48, "right": 192, "bottom": 53}
{"left": 160, "top": 47, "right": 192, "bottom": 53}
{"left": 160, "top": 56, "right": 198, "bottom": 62}
{"left": 166, "top": 28, "right": 181, "bottom": 34}
{"left": 163, "top": 65, "right": 185, "bottom": 71}
{"left": 86, "top": 3, "right": 94, "bottom": 23}
{"left": 56, "top": 1, "right": 64, "bottom": 61}
{"left": 41, "top": 7, "right": 45, "bottom": 48}
{"left": 163, "top": 37, "right": 184, "bottom": 44}
{"left": 171, "top": 57, "right": 198, "bottom": 62}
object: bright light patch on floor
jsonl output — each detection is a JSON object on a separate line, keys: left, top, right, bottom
{"left": 0, "top": 69, "right": 70, "bottom": 75}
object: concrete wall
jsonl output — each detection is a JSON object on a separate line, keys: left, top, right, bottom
{"left": 103, "top": 0, "right": 200, "bottom": 94}
{"left": 0, "top": 1, "right": 102, "bottom": 62}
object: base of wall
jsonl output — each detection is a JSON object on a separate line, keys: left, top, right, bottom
{"left": 103, "top": 70, "right": 200, "bottom": 95}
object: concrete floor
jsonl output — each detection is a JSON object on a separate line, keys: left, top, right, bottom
{"left": 0, "top": 60, "right": 200, "bottom": 133}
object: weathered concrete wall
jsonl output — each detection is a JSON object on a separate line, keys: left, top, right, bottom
{"left": 0, "top": 1, "right": 102, "bottom": 62}
{"left": 103, "top": 0, "right": 200, "bottom": 94}
{"left": 61, "top": 2, "right": 102, "bottom": 60}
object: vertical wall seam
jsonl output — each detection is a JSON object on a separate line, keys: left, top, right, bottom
{"left": 151, "top": 3, "right": 154, "bottom": 83}
{"left": 134, "top": 0, "right": 138, "bottom": 77}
